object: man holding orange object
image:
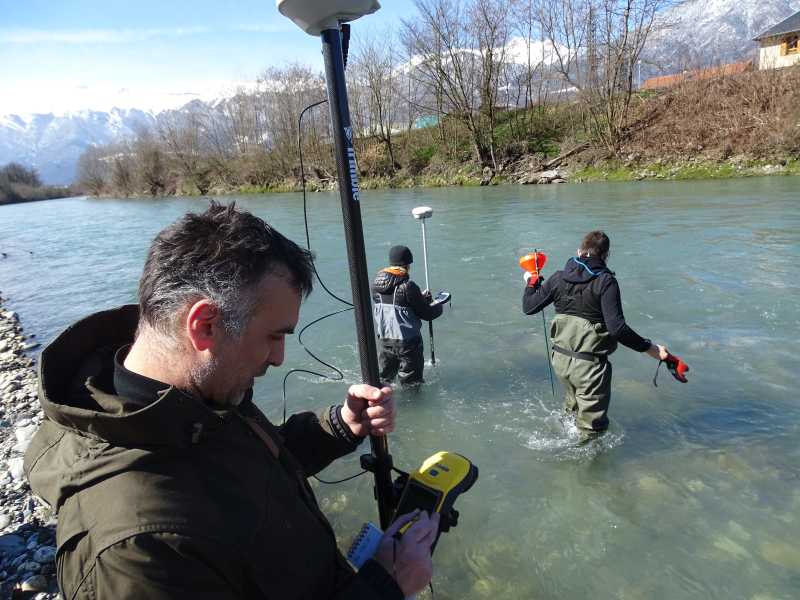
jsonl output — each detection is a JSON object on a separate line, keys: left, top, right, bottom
{"left": 522, "top": 231, "right": 669, "bottom": 436}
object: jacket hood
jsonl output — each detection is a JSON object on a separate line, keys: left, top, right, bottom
{"left": 26, "top": 305, "right": 229, "bottom": 511}
{"left": 35, "top": 304, "right": 223, "bottom": 447}
{"left": 373, "top": 267, "right": 409, "bottom": 295}
{"left": 562, "top": 256, "right": 613, "bottom": 284}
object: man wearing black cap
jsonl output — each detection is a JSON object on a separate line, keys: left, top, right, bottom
{"left": 372, "top": 245, "right": 443, "bottom": 384}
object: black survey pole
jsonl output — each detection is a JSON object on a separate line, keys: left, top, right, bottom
{"left": 321, "top": 26, "right": 394, "bottom": 529}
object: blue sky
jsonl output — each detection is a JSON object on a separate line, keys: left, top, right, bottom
{"left": 0, "top": 0, "right": 414, "bottom": 115}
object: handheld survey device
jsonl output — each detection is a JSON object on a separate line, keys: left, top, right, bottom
{"left": 392, "top": 451, "right": 478, "bottom": 551}
{"left": 430, "top": 291, "right": 451, "bottom": 307}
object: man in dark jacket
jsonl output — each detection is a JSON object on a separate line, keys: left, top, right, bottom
{"left": 522, "top": 231, "right": 668, "bottom": 435}
{"left": 372, "top": 245, "right": 443, "bottom": 385}
{"left": 24, "top": 202, "right": 438, "bottom": 600}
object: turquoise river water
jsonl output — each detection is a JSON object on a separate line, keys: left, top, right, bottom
{"left": 1, "top": 178, "right": 799, "bottom": 599}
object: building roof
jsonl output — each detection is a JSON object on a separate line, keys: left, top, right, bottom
{"left": 641, "top": 60, "right": 753, "bottom": 91}
{"left": 754, "top": 10, "right": 800, "bottom": 41}
{"left": 642, "top": 73, "right": 685, "bottom": 90}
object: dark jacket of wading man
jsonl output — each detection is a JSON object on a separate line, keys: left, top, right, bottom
{"left": 372, "top": 252, "right": 443, "bottom": 385}
{"left": 22, "top": 305, "right": 403, "bottom": 600}
{"left": 522, "top": 256, "right": 653, "bottom": 431}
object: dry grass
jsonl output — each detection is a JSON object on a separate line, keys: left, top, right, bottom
{"left": 622, "top": 65, "right": 800, "bottom": 160}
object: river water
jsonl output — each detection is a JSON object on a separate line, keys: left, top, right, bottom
{"left": 1, "top": 178, "right": 799, "bottom": 599}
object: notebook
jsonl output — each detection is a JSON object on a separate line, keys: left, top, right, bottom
{"left": 347, "top": 522, "right": 418, "bottom": 600}
{"left": 347, "top": 522, "right": 383, "bottom": 569}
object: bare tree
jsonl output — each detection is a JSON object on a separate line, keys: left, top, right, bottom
{"left": 258, "top": 64, "right": 331, "bottom": 180}
{"left": 403, "top": 0, "right": 510, "bottom": 169}
{"left": 77, "top": 146, "right": 108, "bottom": 196}
{"left": 352, "top": 29, "right": 401, "bottom": 171}
{"left": 507, "top": 0, "right": 557, "bottom": 138}
{"left": 473, "top": 0, "right": 511, "bottom": 169}
{"left": 541, "top": 0, "right": 670, "bottom": 151}
{"left": 1, "top": 162, "right": 41, "bottom": 187}
{"left": 157, "top": 107, "right": 212, "bottom": 194}
{"left": 110, "top": 142, "right": 136, "bottom": 197}
{"left": 220, "top": 91, "right": 257, "bottom": 157}
{"left": 134, "top": 129, "right": 168, "bottom": 196}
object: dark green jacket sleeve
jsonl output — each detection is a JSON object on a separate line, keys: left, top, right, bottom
{"left": 81, "top": 534, "right": 403, "bottom": 600}
{"left": 334, "top": 559, "right": 404, "bottom": 600}
{"left": 279, "top": 407, "right": 363, "bottom": 477}
{"left": 81, "top": 533, "right": 241, "bottom": 600}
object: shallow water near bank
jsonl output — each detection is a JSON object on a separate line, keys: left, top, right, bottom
{"left": 2, "top": 178, "right": 799, "bottom": 599}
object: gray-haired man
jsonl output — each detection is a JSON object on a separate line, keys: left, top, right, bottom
{"left": 25, "top": 202, "right": 437, "bottom": 599}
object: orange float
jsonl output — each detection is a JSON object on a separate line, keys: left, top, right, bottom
{"left": 519, "top": 251, "right": 548, "bottom": 274}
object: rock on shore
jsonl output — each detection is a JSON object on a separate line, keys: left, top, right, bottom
{"left": 0, "top": 295, "right": 60, "bottom": 599}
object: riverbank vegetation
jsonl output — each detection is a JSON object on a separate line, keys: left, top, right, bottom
{"left": 74, "top": 0, "right": 800, "bottom": 197}
{"left": 0, "top": 163, "right": 72, "bottom": 205}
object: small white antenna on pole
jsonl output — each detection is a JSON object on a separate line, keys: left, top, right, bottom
{"left": 412, "top": 205, "right": 437, "bottom": 364}
{"left": 276, "top": 0, "right": 380, "bottom": 36}
{"left": 412, "top": 206, "right": 433, "bottom": 291}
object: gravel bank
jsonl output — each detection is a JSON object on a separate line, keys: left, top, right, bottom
{"left": 0, "top": 295, "right": 60, "bottom": 599}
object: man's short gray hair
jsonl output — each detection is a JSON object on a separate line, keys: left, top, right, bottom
{"left": 137, "top": 201, "right": 314, "bottom": 340}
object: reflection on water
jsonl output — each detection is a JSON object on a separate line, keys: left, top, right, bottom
{"left": 1, "top": 177, "right": 799, "bottom": 599}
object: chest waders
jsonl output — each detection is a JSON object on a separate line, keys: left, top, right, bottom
{"left": 372, "top": 288, "right": 423, "bottom": 342}
{"left": 550, "top": 313, "right": 617, "bottom": 432}
{"left": 373, "top": 289, "right": 425, "bottom": 384}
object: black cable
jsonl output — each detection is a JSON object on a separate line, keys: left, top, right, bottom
{"left": 281, "top": 307, "right": 352, "bottom": 424}
{"left": 391, "top": 466, "right": 409, "bottom": 478}
{"left": 314, "top": 470, "right": 368, "bottom": 485}
{"left": 530, "top": 251, "right": 556, "bottom": 400}
{"left": 283, "top": 101, "right": 353, "bottom": 425}
{"left": 298, "top": 99, "right": 352, "bottom": 307}
{"left": 542, "top": 308, "right": 556, "bottom": 399}
{"left": 652, "top": 360, "right": 664, "bottom": 387}
{"left": 282, "top": 98, "right": 364, "bottom": 486}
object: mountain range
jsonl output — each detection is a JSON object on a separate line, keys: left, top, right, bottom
{"left": 0, "top": 108, "right": 157, "bottom": 185}
{"left": 2, "top": 0, "right": 799, "bottom": 185}
{"left": 644, "top": 0, "right": 800, "bottom": 75}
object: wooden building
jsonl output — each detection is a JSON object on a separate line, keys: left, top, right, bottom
{"left": 754, "top": 10, "right": 800, "bottom": 70}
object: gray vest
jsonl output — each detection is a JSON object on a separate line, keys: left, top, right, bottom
{"left": 373, "top": 288, "right": 422, "bottom": 342}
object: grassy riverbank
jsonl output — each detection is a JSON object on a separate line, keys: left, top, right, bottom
{"left": 59, "top": 65, "right": 799, "bottom": 198}
{"left": 235, "top": 164, "right": 488, "bottom": 194}
{"left": 229, "top": 159, "right": 800, "bottom": 194}
{"left": 572, "top": 158, "right": 800, "bottom": 183}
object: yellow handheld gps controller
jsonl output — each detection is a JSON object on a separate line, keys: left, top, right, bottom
{"left": 392, "top": 451, "right": 478, "bottom": 550}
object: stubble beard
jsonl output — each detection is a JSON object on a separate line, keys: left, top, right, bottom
{"left": 188, "top": 353, "right": 219, "bottom": 403}
{"left": 189, "top": 351, "right": 252, "bottom": 406}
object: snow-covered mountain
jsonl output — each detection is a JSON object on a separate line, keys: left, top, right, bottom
{"left": 644, "top": 0, "right": 800, "bottom": 75}
{"left": 0, "top": 108, "right": 157, "bottom": 185}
